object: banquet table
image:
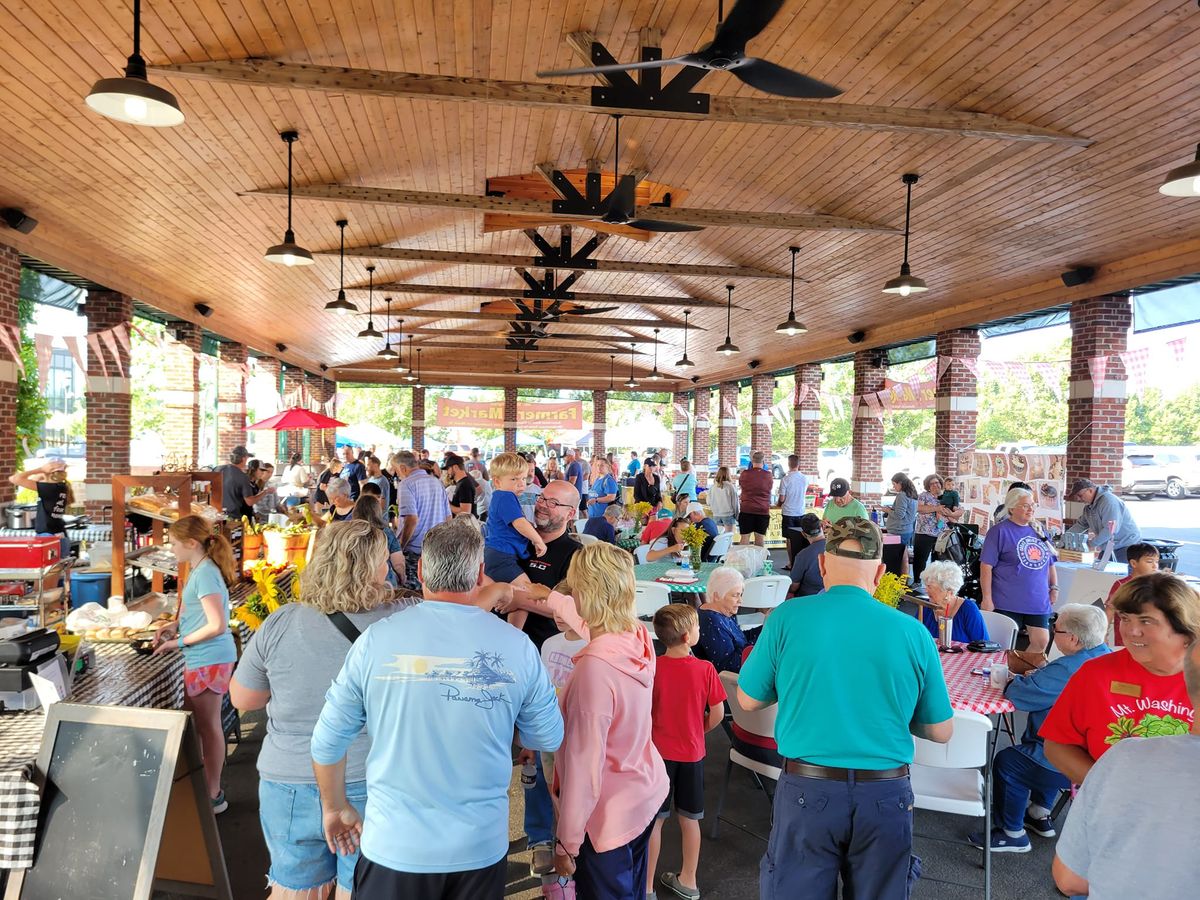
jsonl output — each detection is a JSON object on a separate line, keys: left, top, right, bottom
{"left": 635, "top": 557, "right": 774, "bottom": 594}
{"left": 938, "top": 643, "right": 1015, "bottom": 717}
{"left": 1054, "top": 560, "right": 1126, "bottom": 611}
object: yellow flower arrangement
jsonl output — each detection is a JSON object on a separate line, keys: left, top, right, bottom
{"left": 629, "top": 501, "right": 652, "bottom": 523}
{"left": 680, "top": 524, "right": 709, "bottom": 552}
{"left": 873, "top": 571, "right": 910, "bottom": 609}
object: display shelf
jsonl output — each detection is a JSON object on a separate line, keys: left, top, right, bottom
{"left": 126, "top": 547, "right": 180, "bottom": 577}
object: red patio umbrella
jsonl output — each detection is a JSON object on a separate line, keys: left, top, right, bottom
{"left": 247, "top": 406, "right": 347, "bottom": 431}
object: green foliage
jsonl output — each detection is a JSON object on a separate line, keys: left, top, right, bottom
{"left": 129, "top": 318, "right": 166, "bottom": 436}
{"left": 975, "top": 338, "right": 1070, "bottom": 448}
{"left": 16, "top": 269, "right": 47, "bottom": 453}
{"left": 1126, "top": 385, "right": 1200, "bottom": 445}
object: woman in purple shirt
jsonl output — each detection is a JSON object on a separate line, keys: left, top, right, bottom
{"left": 980, "top": 487, "right": 1058, "bottom": 654}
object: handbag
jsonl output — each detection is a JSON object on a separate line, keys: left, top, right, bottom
{"left": 326, "top": 611, "right": 362, "bottom": 644}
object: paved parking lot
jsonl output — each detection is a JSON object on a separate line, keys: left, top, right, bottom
{"left": 1125, "top": 495, "right": 1200, "bottom": 576}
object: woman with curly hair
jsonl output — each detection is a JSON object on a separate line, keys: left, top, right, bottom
{"left": 231, "top": 520, "right": 416, "bottom": 900}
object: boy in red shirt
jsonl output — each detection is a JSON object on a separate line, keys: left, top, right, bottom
{"left": 1104, "top": 542, "right": 1160, "bottom": 647}
{"left": 647, "top": 604, "right": 726, "bottom": 900}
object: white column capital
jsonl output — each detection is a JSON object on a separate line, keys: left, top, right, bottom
{"left": 935, "top": 395, "right": 978, "bottom": 412}
{"left": 1068, "top": 379, "right": 1127, "bottom": 400}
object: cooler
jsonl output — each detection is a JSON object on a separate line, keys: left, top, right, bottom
{"left": 69, "top": 571, "right": 113, "bottom": 608}
{"left": 0, "top": 536, "right": 62, "bottom": 569}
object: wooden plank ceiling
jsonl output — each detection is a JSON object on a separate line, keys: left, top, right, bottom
{"left": 0, "top": 1, "right": 1198, "bottom": 391}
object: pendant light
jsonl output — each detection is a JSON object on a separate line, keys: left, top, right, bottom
{"left": 776, "top": 246, "right": 808, "bottom": 335}
{"left": 414, "top": 348, "right": 423, "bottom": 384}
{"left": 323, "top": 219, "right": 357, "bottom": 313}
{"left": 357, "top": 265, "right": 382, "bottom": 338}
{"left": 85, "top": 0, "right": 184, "bottom": 127}
{"left": 624, "top": 342, "right": 639, "bottom": 388}
{"left": 389, "top": 319, "right": 406, "bottom": 367}
{"left": 609, "top": 354, "right": 616, "bottom": 389}
{"left": 716, "top": 284, "right": 740, "bottom": 356}
{"left": 646, "top": 328, "right": 663, "bottom": 380}
{"left": 1159, "top": 144, "right": 1200, "bottom": 196}
{"left": 675, "top": 310, "right": 695, "bottom": 367}
{"left": 403, "top": 336, "right": 418, "bottom": 381}
{"left": 882, "top": 173, "right": 927, "bottom": 296}
{"left": 376, "top": 298, "right": 397, "bottom": 357}
{"left": 265, "top": 131, "right": 315, "bottom": 266}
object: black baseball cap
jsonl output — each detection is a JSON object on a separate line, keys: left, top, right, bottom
{"left": 828, "top": 477, "right": 851, "bottom": 498}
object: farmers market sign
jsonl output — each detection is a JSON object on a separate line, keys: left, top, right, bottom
{"left": 435, "top": 398, "right": 584, "bottom": 430}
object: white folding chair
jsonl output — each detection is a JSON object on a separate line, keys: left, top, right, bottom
{"left": 980, "top": 610, "right": 1019, "bottom": 650}
{"left": 711, "top": 670, "right": 780, "bottom": 839}
{"left": 578, "top": 532, "right": 600, "bottom": 547}
{"left": 634, "top": 581, "right": 671, "bottom": 619}
{"left": 910, "top": 709, "right": 995, "bottom": 900}
{"left": 633, "top": 544, "right": 651, "bottom": 566}
{"left": 737, "top": 575, "right": 789, "bottom": 630}
{"left": 708, "top": 531, "right": 734, "bottom": 562}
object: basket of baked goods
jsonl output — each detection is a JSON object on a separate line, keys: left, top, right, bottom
{"left": 64, "top": 602, "right": 174, "bottom": 645}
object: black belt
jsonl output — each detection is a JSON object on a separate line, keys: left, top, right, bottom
{"left": 784, "top": 759, "right": 909, "bottom": 781}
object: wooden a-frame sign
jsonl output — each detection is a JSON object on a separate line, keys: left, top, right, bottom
{"left": 5, "top": 704, "right": 231, "bottom": 900}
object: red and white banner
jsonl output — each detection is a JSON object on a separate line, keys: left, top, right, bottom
{"left": 435, "top": 397, "right": 584, "bottom": 430}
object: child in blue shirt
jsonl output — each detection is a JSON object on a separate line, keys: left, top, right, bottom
{"left": 484, "top": 453, "right": 548, "bottom": 630}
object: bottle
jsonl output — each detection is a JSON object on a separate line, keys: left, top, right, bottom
{"left": 520, "top": 762, "right": 537, "bottom": 790}
{"left": 681, "top": 552, "right": 692, "bottom": 573}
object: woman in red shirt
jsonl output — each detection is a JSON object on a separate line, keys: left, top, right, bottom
{"left": 1042, "top": 573, "right": 1200, "bottom": 785}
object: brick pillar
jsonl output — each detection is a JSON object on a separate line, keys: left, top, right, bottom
{"left": 672, "top": 391, "right": 690, "bottom": 465}
{"left": 411, "top": 386, "right": 426, "bottom": 451}
{"left": 281, "top": 366, "right": 306, "bottom": 463}
{"left": 934, "top": 329, "right": 981, "bottom": 479}
{"left": 503, "top": 387, "right": 518, "bottom": 453}
{"left": 717, "top": 381, "right": 739, "bottom": 469}
{"left": 750, "top": 373, "right": 774, "bottom": 460}
{"left": 84, "top": 290, "right": 132, "bottom": 520}
{"left": 217, "top": 342, "right": 248, "bottom": 463}
{"left": 794, "top": 363, "right": 822, "bottom": 480}
{"left": 1066, "top": 295, "right": 1131, "bottom": 522}
{"left": 692, "top": 388, "right": 711, "bottom": 487}
{"left": 592, "top": 390, "right": 607, "bottom": 460}
{"left": 0, "top": 245, "right": 19, "bottom": 505}
{"left": 852, "top": 349, "right": 886, "bottom": 506}
{"left": 162, "top": 322, "right": 201, "bottom": 468}
{"left": 303, "top": 372, "right": 332, "bottom": 465}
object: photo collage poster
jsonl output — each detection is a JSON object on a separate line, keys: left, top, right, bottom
{"left": 955, "top": 450, "right": 1066, "bottom": 535}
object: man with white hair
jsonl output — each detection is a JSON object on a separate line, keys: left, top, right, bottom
{"left": 392, "top": 450, "right": 451, "bottom": 589}
{"left": 313, "top": 517, "right": 562, "bottom": 899}
{"left": 969, "top": 603, "right": 1111, "bottom": 853}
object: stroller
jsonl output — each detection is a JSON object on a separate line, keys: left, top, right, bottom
{"left": 932, "top": 523, "right": 984, "bottom": 601}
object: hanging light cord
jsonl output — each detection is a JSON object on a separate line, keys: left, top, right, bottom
{"left": 131, "top": 0, "right": 142, "bottom": 59}
{"left": 901, "top": 179, "right": 913, "bottom": 267}
{"left": 382, "top": 300, "right": 391, "bottom": 350}
{"left": 682, "top": 311, "right": 689, "bottom": 356}
{"left": 366, "top": 266, "right": 374, "bottom": 320}
{"left": 285, "top": 134, "right": 296, "bottom": 236}
{"left": 652, "top": 329, "right": 659, "bottom": 372}
{"left": 609, "top": 355, "right": 615, "bottom": 389}
{"left": 788, "top": 248, "right": 798, "bottom": 316}
{"left": 725, "top": 285, "right": 734, "bottom": 339}
{"left": 338, "top": 221, "right": 345, "bottom": 290}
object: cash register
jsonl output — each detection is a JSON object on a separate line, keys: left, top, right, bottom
{"left": 0, "top": 628, "right": 61, "bottom": 711}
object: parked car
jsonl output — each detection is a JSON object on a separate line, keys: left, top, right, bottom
{"left": 1121, "top": 453, "right": 1169, "bottom": 500}
{"left": 708, "top": 445, "right": 751, "bottom": 472}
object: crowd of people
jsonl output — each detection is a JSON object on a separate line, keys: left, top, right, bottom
{"left": 138, "top": 436, "right": 1196, "bottom": 900}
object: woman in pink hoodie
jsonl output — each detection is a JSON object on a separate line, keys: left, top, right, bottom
{"left": 552, "top": 543, "right": 669, "bottom": 898}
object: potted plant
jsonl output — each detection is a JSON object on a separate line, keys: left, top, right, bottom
{"left": 241, "top": 517, "right": 266, "bottom": 574}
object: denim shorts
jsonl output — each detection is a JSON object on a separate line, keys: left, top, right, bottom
{"left": 483, "top": 546, "right": 525, "bottom": 583}
{"left": 713, "top": 515, "right": 736, "bottom": 527}
{"left": 259, "top": 778, "right": 368, "bottom": 892}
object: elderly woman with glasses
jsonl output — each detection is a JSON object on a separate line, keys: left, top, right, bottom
{"left": 696, "top": 567, "right": 754, "bottom": 673}
{"left": 919, "top": 560, "right": 990, "bottom": 644}
{"left": 913, "top": 473, "right": 949, "bottom": 582}
{"left": 980, "top": 487, "right": 1058, "bottom": 654}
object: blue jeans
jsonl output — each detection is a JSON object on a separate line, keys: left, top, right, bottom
{"left": 992, "top": 746, "right": 1069, "bottom": 832}
{"left": 524, "top": 753, "right": 554, "bottom": 847}
{"left": 761, "top": 773, "right": 920, "bottom": 900}
{"left": 259, "top": 779, "right": 368, "bottom": 892}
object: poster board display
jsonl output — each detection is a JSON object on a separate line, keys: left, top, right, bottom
{"left": 955, "top": 450, "right": 1065, "bottom": 535}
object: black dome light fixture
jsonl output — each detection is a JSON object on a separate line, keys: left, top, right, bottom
{"left": 716, "top": 284, "right": 740, "bottom": 356}
{"left": 376, "top": 298, "right": 397, "bottom": 358}
{"left": 776, "top": 246, "right": 808, "bottom": 336}
{"left": 264, "top": 130, "right": 314, "bottom": 267}
{"left": 357, "top": 265, "right": 382, "bottom": 338}
{"left": 324, "top": 219, "right": 357, "bottom": 314}
{"left": 675, "top": 309, "right": 695, "bottom": 367}
{"left": 624, "top": 342, "right": 638, "bottom": 388}
{"left": 646, "top": 328, "right": 663, "bottom": 380}
{"left": 85, "top": 0, "right": 184, "bottom": 127}
{"left": 403, "top": 336, "right": 418, "bottom": 382}
{"left": 1159, "top": 143, "right": 1200, "bottom": 197}
{"left": 882, "top": 173, "right": 928, "bottom": 297}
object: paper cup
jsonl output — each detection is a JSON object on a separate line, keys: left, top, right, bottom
{"left": 989, "top": 663, "right": 1010, "bottom": 688}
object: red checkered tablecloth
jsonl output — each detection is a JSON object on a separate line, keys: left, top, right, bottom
{"left": 939, "top": 643, "right": 1016, "bottom": 716}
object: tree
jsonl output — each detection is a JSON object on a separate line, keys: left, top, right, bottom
{"left": 129, "top": 318, "right": 167, "bottom": 437}
{"left": 16, "top": 269, "right": 48, "bottom": 454}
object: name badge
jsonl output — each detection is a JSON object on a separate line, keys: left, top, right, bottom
{"left": 1111, "top": 681, "right": 1142, "bottom": 698}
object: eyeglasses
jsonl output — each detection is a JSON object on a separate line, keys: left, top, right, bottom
{"left": 1053, "top": 629, "right": 1070, "bottom": 636}
{"left": 534, "top": 494, "right": 575, "bottom": 511}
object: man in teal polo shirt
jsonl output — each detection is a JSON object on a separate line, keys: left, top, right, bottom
{"left": 739, "top": 517, "right": 953, "bottom": 899}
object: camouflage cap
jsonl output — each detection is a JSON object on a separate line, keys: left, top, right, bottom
{"left": 824, "top": 517, "right": 885, "bottom": 560}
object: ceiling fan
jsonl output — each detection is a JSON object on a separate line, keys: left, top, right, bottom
{"left": 479, "top": 298, "right": 619, "bottom": 319}
{"left": 537, "top": 0, "right": 843, "bottom": 99}
{"left": 511, "top": 350, "right": 561, "bottom": 375}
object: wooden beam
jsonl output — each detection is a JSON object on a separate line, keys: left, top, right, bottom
{"left": 155, "top": 59, "right": 1092, "bottom": 145}
{"left": 406, "top": 341, "right": 647, "bottom": 355}
{"left": 321, "top": 245, "right": 786, "bottom": 279}
{"left": 330, "top": 366, "right": 680, "bottom": 391}
{"left": 400, "top": 327, "right": 661, "bottom": 343}
{"left": 349, "top": 281, "right": 731, "bottom": 310}
{"left": 376, "top": 308, "right": 696, "bottom": 329}
{"left": 247, "top": 183, "right": 895, "bottom": 233}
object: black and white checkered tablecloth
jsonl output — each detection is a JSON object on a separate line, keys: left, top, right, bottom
{"left": 0, "top": 644, "right": 184, "bottom": 869}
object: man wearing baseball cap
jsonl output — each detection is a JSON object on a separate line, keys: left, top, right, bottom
{"left": 739, "top": 517, "right": 953, "bottom": 898}
{"left": 684, "top": 500, "right": 719, "bottom": 561}
{"left": 1064, "top": 477, "right": 1142, "bottom": 562}
{"left": 822, "top": 477, "right": 868, "bottom": 525}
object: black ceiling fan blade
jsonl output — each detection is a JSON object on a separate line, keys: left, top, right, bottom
{"left": 712, "top": 0, "right": 788, "bottom": 49}
{"left": 627, "top": 218, "right": 706, "bottom": 233}
{"left": 601, "top": 174, "right": 639, "bottom": 221}
{"left": 537, "top": 54, "right": 694, "bottom": 79}
{"left": 731, "top": 57, "right": 843, "bottom": 98}
{"left": 565, "top": 305, "right": 620, "bottom": 315}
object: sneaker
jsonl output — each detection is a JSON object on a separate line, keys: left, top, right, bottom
{"left": 211, "top": 791, "right": 228, "bottom": 815}
{"left": 660, "top": 872, "right": 701, "bottom": 900}
{"left": 967, "top": 828, "right": 1030, "bottom": 853}
{"left": 530, "top": 842, "right": 555, "bottom": 876}
{"left": 1024, "top": 814, "right": 1057, "bottom": 838}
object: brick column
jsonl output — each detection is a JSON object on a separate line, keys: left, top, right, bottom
{"left": 163, "top": 322, "right": 201, "bottom": 468}
{"left": 411, "top": 386, "right": 426, "bottom": 451}
{"left": 592, "top": 390, "right": 607, "bottom": 460}
{"left": 717, "top": 381, "right": 739, "bottom": 469}
{"left": 692, "top": 388, "right": 711, "bottom": 487}
{"left": 1066, "top": 295, "right": 1131, "bottom": 522}
{"left": 934, "top": 329, "right": 981, "bottom": 479}
{"left": 217, "top": 342, "right": 248, "bottom": 463}
{"left": 794, "top": 363, "right": 822, "bottom": 480}
{"left": 852, "top": 349, "right": 886, "bottom": 506}
{"left": 304, "top": 372, "right": 333, "bottom": 465}
{"left": 672, "top": 391, "right": 690, "bottom": 464}
{"left": 0, "top": 245, "right": 19, "bottom": 505}
{"left": 503, "top": 387, "right": 518, "bottom": 453}
{"left": 84, "top": 290, "right": 132, "bottom": 520}
{"left": 750, "top": 373, "right": 774, "bottom": 460}
{"left": 281, "top": 366, "right": 307, "bottom": 463}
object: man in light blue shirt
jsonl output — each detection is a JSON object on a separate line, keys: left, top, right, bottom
{"left": 392, "top": 450, "right": 451, "bottom": 589}
{"left": 312, "top": 517, "right": 562, "bottom": 899}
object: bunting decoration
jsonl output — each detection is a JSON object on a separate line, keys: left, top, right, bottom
{"left": 99, "top": 329, "right": 124, "bottom": 378}
{"left": 1087, "top": 355, "right": 1109, "bottom": 396}
{"left": 0, "top": 326, "right": 24, "bottom": 377}
{"left": 86, "top": 333, "right": 107, "bottom": 378}
{"left": 34, "top": 333, "right": 53, "bottom": 386}
{"left": 63, "top": 336, "right": 87, "bottom": 377}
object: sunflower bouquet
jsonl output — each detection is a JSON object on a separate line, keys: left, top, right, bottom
{"left": 629, "top": 501, "right": 653, "bottom": 526}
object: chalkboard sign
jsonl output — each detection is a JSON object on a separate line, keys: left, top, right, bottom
{"left": 4, "top": 704, "right": 231, "bottom": 900}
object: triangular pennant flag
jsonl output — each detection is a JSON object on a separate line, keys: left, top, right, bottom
{"left": 862, "top": 393, "right": 882, "bottom": 417}
{"left": 1119, "top": 347, "right": 1151, "bottom": 394}
{"left": 86, "top": 333, "right": 108, "bottom": 378}
{"left": 0, "top": 325, "right": 24, "bottom": 377}
{"left": 936, "top": 356, "right": 952, "bottom": 385}
{"left": 796, "top": 383, "right": 809, "bottom": 406}
{"left": 63, "top": 335, "right": 87, "bottom": 374}
{"left": 1087, "top": 355, "right": 1109, "bottom": 396}
{"left": 877, "top": 389, "right": 893, "bottom": 412}
{"left": 34, "top": 333, "right": 53, "bottom": 386}
{"left": 962, "top": 357, "right": 981, "bottom": 379}
{"left": 112, "top": 323, "right": 131, "bottom": 355}
{"left": 100, "top": 329, "right": 125, "bottom": 378}
{"left": 1167, "top": 337, "right": 1187, "bottom": 366}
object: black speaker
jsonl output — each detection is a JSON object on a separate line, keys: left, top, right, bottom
{"left": 193, "top": 302, "right": 214, "bottom": 318}
{"left": 748, "top": 359, "right": 761, "bottom": 370}
{"left": 275, "top": 342, "right": 287, "bottom": 353}
{"left": 1, "top": 207, "right": 37, "bottom": 234}
{"left": 847, "top": 330, "right": 866, "bottom": 344}
{"left": 1061, "top": 266, "right": 1096, "bottom": 287}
